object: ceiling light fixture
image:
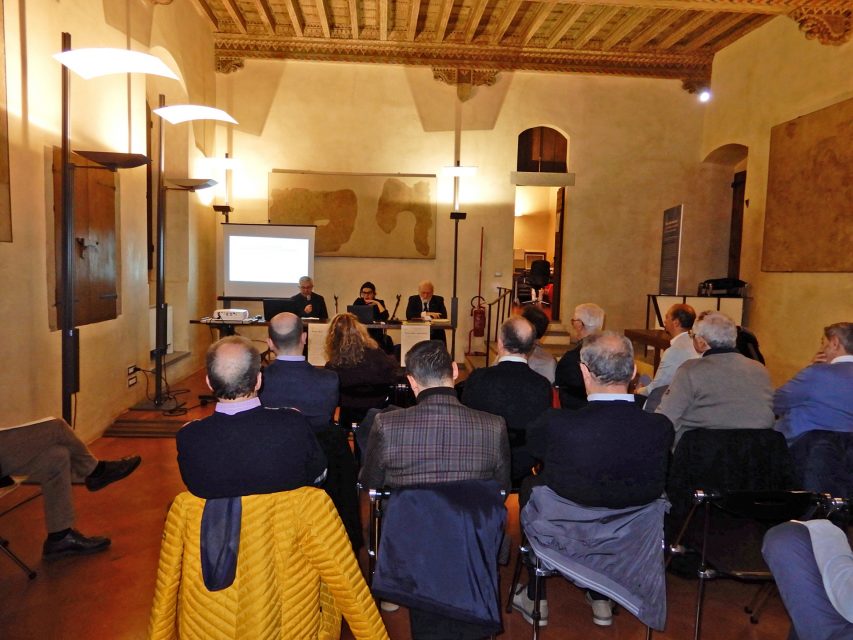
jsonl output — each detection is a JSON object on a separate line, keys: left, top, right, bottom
{"left": 53, "top": 48, "right": 177, "bottom": 80}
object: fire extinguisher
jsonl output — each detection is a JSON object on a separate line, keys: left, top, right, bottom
{"left": 467, "top": 296, "right": 487, "bottom": 356}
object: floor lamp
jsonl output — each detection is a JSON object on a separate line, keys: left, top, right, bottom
{"left": 141, "top": 96, "right": 236, "bottom": 408}
{"left": 54, "top": 34, "right": 177, "bottom": 424}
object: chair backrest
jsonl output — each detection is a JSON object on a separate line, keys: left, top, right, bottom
{"left": 788, "top": 429, "right": 853, "bottom": 498}
{"left": 528, "top": 260, "right": 550, "bottom": 287}
{"left": 666, "top": 428, "right": 797, "bottom": 540}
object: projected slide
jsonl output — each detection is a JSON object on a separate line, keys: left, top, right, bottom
{"left": 229, "top": 236, "right": 308, "bottom": 283}
{"left": 223, "top": 224, "right": 315, "bottom": 298}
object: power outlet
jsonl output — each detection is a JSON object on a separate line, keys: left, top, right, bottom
{"left": 127, "top": 364, "right": 137, "bottom": 376}
{"left": 127, "top": 374, "right": 138, "bottom": 388}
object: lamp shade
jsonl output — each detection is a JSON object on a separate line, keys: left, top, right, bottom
{"left": 166, "top": 178, "right": 218, "bottom": 191}
{"left": 54, "top": 48, "right": 178, "bottom": 80}
{"left": 441, "top": 165, "right": 478, "bottom": 177}
{"left": 153, "top": 105, "right": 238, "bottom": 125}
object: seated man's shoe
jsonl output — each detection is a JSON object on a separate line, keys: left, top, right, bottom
{"left": 85, "top": 456, "right": 141, "bottom": 492}
{"left": 43, "top": 529, "right": 111, "bottom": 560}
{"left": 512, "top": 585, "right": 549, "bottom": 626}
{"left": 586, "top": 592, "right": 614, "bottom": 626}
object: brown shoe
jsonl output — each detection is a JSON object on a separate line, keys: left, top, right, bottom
{"left": 43, "top": 529, "right": 110, "bottom": 560}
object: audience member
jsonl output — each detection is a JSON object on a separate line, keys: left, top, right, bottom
{"left": 521, "top": 306, "right": 556, "bottom": 383}
{"left": 657, "top": 311, "right": 774, "bottom": 446}
{"left": 775, "top": 322, "right": 853, "bottom": 443}
{"left": 177, "top": 336, "right": 327, "bottom": 499}
{"left": 462, "top": 316, "right": 552, "bottom": 486}
{"left": 360, "top": 340, "right": 510, "bottom": 634}
{"left": 325, "top": 313, "right": 399, "bottom": 411}
{"left": 0, "top": 418, "right": 140, "bottom": 560}
{"left": 260, "top": 313, "right": 362, "bottom": 549}
{"left": 261, "top": 312, "right": 339, "bottom": 429}
{"left": 515, "top": 332, "right": 673, "bottom": 627}
{"left": 405, "top": 280, "right": 448, "bottom": 343}
{"left": 635, "top": 303, "right": 699, "bottom": 400}
{"left": 763, "top": 519, "right": 853, "bottom": 640}
{"left": 554, "top": 303, "right": 605, "bottom": 409}
{"left": 289, "top": 275, "right": 328, "bottom": 319}
{"left": 360, "top": 339, "right": 510, "bottom": 489}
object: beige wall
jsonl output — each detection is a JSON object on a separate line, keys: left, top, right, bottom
{"left": 0, "top": 0, "right": 219, "bottom": 438}
{"left": 219, "top": 62, "right": 729, "bottom": 345}
{"left": 514, "top": 186, "right": 554, "bottom": 261}
{"left": 702, "top": 16, "right": 853, "bottom": 385}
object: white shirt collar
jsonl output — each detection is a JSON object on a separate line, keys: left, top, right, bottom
{"left": 276, "top": 354, "right": 306, "bottom": 361}
{"left": 498, "top": 355, "right": 528, "bottom": 364}
{"left": 671, "top": 331, "right": 691, "bottom": 345}
{"left": 832, "top": 355, "right": 853, "bottom": 364}
{"left": 587, "top": 393, "right": 635, "bottom": 402}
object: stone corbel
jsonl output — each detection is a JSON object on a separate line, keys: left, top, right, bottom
{"left": 216, "top": 57, "right": 246, "bottom": 74}
{"left": 433, "top": 67, "right": 499, "bottom": 102}
{"left": 789, "top": 7, "right": 852, "bottom": 45}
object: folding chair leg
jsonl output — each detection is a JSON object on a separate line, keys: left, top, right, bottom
{"left": 505, "top": 540, "right": 527, "bottom": 613}
{"left": 531, "top": 559, "right": 545, "bottom": 640}
{"left": 745, "top": 583, "right": 775, "bottom": 624}
{"left": 646, "top": 626, "right": 653, "bottom": 640}
{"left": 0, "top": 536, "right": 37, "bottom": 579}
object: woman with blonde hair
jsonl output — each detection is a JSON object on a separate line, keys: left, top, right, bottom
{"left": 325, "top": 313, "right": 399, "bottom": 413}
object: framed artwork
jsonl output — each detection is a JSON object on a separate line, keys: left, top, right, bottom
{"left": 269, "top": 169, "right": 437, "bottom": 259}
{"left": 0, "top": 0, "right": 11, "bottom": 242}
{"left": 762, "top": 97, "right": 853, "bottom": 272}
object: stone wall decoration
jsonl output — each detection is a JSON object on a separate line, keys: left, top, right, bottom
{"left": 762, "top": 96, "right": 853, "bottom": 272}
{"left": 269, "top": 170, "right": 437, "bottom": 259}
{"left": 0, "top": 0, "right": 11, "bottom": 242}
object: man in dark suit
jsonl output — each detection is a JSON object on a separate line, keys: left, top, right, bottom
{"left": 289, "top": 276, "right": 328, "bottom": 319}
{"left": 555, "top": 302, "right": 605, "bottom": 409}
{"left": 177, "top": 336, "right": 327, "bottom": 499}
{"left": 514, "top": 332, "right": 674, "bottom": 628}
{"left": 260, "top": 312, "right": 339, "bottom": 430}
{"left": 405, "top": 280, "right": 448, "bottom": 343}
{"left": 360, "top": 339, "right": 510, "bottom": 490}
{"left": 462, "top": 316, "right": 552, "bottom": 486}
{"left": 260, "top": 313, "right": 362, "bottom": 549}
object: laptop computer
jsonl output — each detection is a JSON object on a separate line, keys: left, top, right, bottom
{"left": 347, "top": 304, "right": 377, "bottom": 325}
{"left": 262, "top": 298, "right": 302, "bottom": 321}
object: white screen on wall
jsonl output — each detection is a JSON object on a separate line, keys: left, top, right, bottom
{"left": 223, "top": 224, "right": 315, "bottom": 298}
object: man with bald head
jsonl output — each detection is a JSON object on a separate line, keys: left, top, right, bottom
{"left": 406, "top": 279, "right": 449, "bottom": 343}
{"left": 260, "top": 312, "right": 339, "bottom": 430}
{"left": 177, "top": 335, "right": 326, "bottom": 499}
{"left": 462, "top": 316, "right": 552, "bottom": 486}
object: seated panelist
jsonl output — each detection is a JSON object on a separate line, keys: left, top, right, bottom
{"left": 352, "top": 281, "right": 389, "bottom": 322}
{"left": 289, "top": 276, "right": 328, "bottom": 319}
{"left": 406, "top": 280, "right": 448, "bottom": 344}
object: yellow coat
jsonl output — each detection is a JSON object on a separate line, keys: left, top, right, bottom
{"left": 148, "top": 487, "right": 388, "bottom": 640}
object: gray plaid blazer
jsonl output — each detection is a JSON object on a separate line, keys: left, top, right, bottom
{"left": 359, "top": 387, "right": 511, "bottom": 490}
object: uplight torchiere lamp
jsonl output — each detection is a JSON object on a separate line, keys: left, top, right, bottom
{"left": 54, "top": 33, "right": 178, "bottom": 424}
{"left": 145, "top": 97, "right": 237, "bottom": 408}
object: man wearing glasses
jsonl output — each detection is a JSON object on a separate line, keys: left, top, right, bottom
{"left": 289, "top": 276, "right": 329, "bottom": 320}
{"left": 555, "top": 303, "right": 605, "bottom": 409}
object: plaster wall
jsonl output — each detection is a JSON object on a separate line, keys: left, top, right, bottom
{"left": 0, "top": 0, "right": 218, "bottom": 439}
{"left": 703, "top": 16, "right": 853, "bottom": 385}
{"left": 219, "top": 62, "right": 729, "bottom": 345}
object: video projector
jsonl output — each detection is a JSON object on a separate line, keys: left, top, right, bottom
{"left": 213, "top": 309, "right": 250, "bottom": 321}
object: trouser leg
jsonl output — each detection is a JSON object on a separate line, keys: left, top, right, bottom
{"left": 26, "top": 445, "right": 77, "bottom": 533}
{"left": 762, "top": 521, "right": 853, "bottom": 640}
{"left": 0, "top": 418, "right": 98, "bottom": 481}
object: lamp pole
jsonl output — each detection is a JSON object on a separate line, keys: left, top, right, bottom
{"left": 153, "top": 94, "right": 168, "bottom": 405}
{"left": 60, "top": 32, "right": 77, "bottom": 424}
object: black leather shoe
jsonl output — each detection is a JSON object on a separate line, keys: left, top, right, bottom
{"left": 85, "top": 455, "right": 141, "bottom": 492}
{"left": 43, "top": 529, "right": 111, "bottom": 560}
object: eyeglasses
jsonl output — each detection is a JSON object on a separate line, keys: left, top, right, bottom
{"left": 361, "top": 290, "right": 374, "bottom": 296}
{"left": 688, "top": 330, "right": 696, "bottom": 339}
{"left": 571, "top": 318, "right": 583, "bottom": 325}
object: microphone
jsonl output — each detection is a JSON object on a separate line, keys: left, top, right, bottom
{"left": 390, "top": 294, "right": 401, "bottom": 321}
{"left": 333, "top": 295, "right": 339, "bottom": 315}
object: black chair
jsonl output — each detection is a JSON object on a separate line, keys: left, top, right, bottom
{"left": 337, "top": 382, "right": 393, "bottom": 432}
{"left": 524, "top": 260, "right": 551, "bottom": 306}
{"left": 789, "top": 429, "right": 853, "bottom": 499}
{"left": 672, "top": 489, "right": 827, "bottom": 640}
